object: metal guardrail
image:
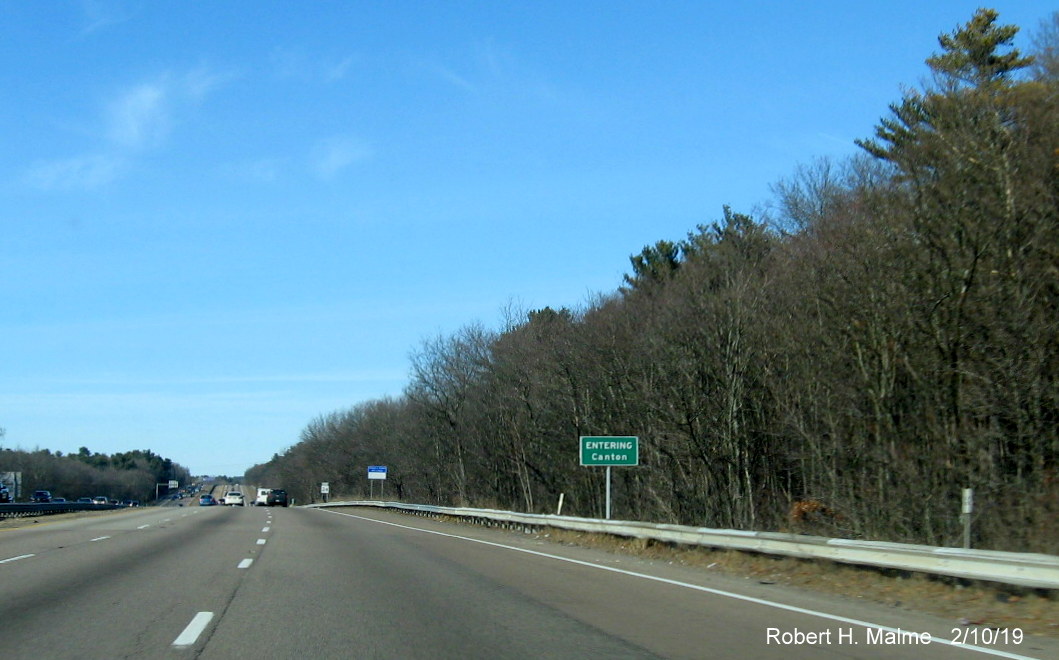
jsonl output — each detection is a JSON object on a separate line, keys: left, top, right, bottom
{"left": 309, "top": 500, "right": 1059, "bottom": 590}
{"left": 0, "top": 502, "right": 123, "bottom": 519}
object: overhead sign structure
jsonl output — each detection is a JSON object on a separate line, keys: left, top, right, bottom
{"left": 580, "top": 436, "right": 638, "bottom": 466}
{"left": 579, "top": 436, "right": 639, "bottom": 520}
{"left": 368, "top": 466, "right": 387, "bottom": 480}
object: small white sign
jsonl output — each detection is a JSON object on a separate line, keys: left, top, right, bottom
{"left": 962, "top": 488, "right": 973, "bottom": 514}
{"left": 321, "top": 482, "right": 330, "bottom": 494}
{"left": 168, "top": 480, "right": 179, "bottom": 489}
{"left": 368, "top": 466, "right": 387, "bottom": 480}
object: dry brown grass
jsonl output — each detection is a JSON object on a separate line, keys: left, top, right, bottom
{"left": 536, "top": 527, "right": 1059, "bottom": 637}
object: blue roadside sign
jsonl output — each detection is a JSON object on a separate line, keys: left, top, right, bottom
{"left": 368, "top": 466, "right": 387, "bottom": 480}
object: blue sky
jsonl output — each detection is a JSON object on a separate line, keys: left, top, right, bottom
{"left": 1, "top": 1, "right": 1050, "bottom": 476}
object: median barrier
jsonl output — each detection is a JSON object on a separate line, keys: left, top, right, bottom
{"left": 0, "top": 502, "right": 122, "bottom": 519}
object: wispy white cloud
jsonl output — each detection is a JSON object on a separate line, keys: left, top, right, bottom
{"left": 425, "top": 62, "right": 477, "bottom": 92}
{"left": 476, "top": 38, "right": 506, "bottom": 79}
{"left": 218, "top": 157, "right": 284, "bottom": 183}
{"left": 21, "top": 66, "right": 231, "bottom": 191}
{"left": 0, "top": 390, "right": 298, "bottom": 418}
{"left": 271, "top": 48, "right": 358, "bottom": 83}
{"left": 80, "top": 0, "right": 133, "bottom": 35}
{"left": 11, "top": 369, "right": 408, "bottom": 389}
{"left": 310, "top": 135, "right": 371, "bottom": 180}
{"left": 106, "top": 69, "right": 234, "bottom": 150}
{"left": 182, "top": 65, "right": 235, "bottom": 100}
{"left": 421, "top": 40, "right": 562, "bottom": 105}
{"left": 106, "top": 82, "right": 170, "bottom": 150}
{"left": 324, "top": 56, "right": 356, "bottom": 82}
{"left": 270, "top": 48, "right": 305, "bottom": 79}
{"left": 22, "top": 154, "right": 124, "bottom": 191}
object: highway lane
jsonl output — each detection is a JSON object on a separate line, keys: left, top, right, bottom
{"left": 206, "top": 507, "right": 1056, "bottom": 660}
{"left": 0, "top": 505, "right": 1054, "bottom": 659}
{"left": 0, "top": 503, "right": 264, "bottom": 659}
{"left": 201, "top": 506, "right": 655, "bottom": 658}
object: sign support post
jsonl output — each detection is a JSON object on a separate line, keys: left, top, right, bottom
{"left": 605, "top": 466, "right": 612, "bottom": 520}
{"left": 368, "top": 466, "right": 387, "bottom": 500}
{"left": 155, "top": 480, "right": 179, "bottom": 501}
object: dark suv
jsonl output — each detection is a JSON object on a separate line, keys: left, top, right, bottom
{"left": 0, "top": 484, "right": 10, "bottom": 503}
{"left": 266, "top": 489, "right": 288, "bottom": 507}
{"left": 30, "top": 490, "right": 52, "bottom": 503}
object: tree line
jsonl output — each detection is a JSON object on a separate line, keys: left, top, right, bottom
{"left": 247, "top": 9, "right": 1059, "bottom": 553}
{"left": 0, "top": 446, "right": 192, "bottom": 503}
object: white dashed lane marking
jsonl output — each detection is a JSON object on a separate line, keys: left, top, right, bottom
{"left": 0, "top": 554, "right": 35, "bottom": 564}
{"left": 172, "top": 612, "right": 213, "bottom": 647}
{"left": 237, "top": 558, "right": 253, "bottom": 569}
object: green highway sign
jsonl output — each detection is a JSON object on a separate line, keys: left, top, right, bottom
{"left": 580, "top": 436, "right": 639, "bottom": 466}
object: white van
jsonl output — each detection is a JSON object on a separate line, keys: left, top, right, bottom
{"left": 255, "top": 488, "right": 271, "bottom": 506}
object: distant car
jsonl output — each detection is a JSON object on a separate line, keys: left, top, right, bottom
{"left": 266, "top": 489, "right": 288, "bottom": 507}
{"left": 0, "top": 485, "right": 10, "bottom": 503}
{"left": 122, "top": 500, "right": 140, "bottom": 507}
{"left": 91, "top": 496, "right": 108, "bottom": 505}
{"left": 30, "top": 490, "right": 52, "bottom": 503}
{"left": 198, "top": 494, "right": 217, "bottom": 506}
{"left": 77, "top": 497, "right": 93, "bottom": 504}
{"left": 51, "top": 497, "right": 67, "bottom": 503}
{"left": 224, "top": 491, "right": 244, "bottom": 506}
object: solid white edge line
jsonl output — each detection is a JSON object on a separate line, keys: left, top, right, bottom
{"left": 238, "top": 558, "right": 253, "bottom": 568}
{"left": 317, "top": 508, "right": 1040, "bottom": 660}
{"left": 0, "top": 554, "right": 35, "bottom": 564}
{"left": 172, "top": 611, "right": 213, "bottom": 647}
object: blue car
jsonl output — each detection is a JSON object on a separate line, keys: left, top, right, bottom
{"left": 198, "top": 494, "right": 218, "bottom": 506}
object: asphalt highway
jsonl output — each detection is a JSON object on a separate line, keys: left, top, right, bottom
{"left": 0, "top": 504, "right": 1054, "bottom": 659}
